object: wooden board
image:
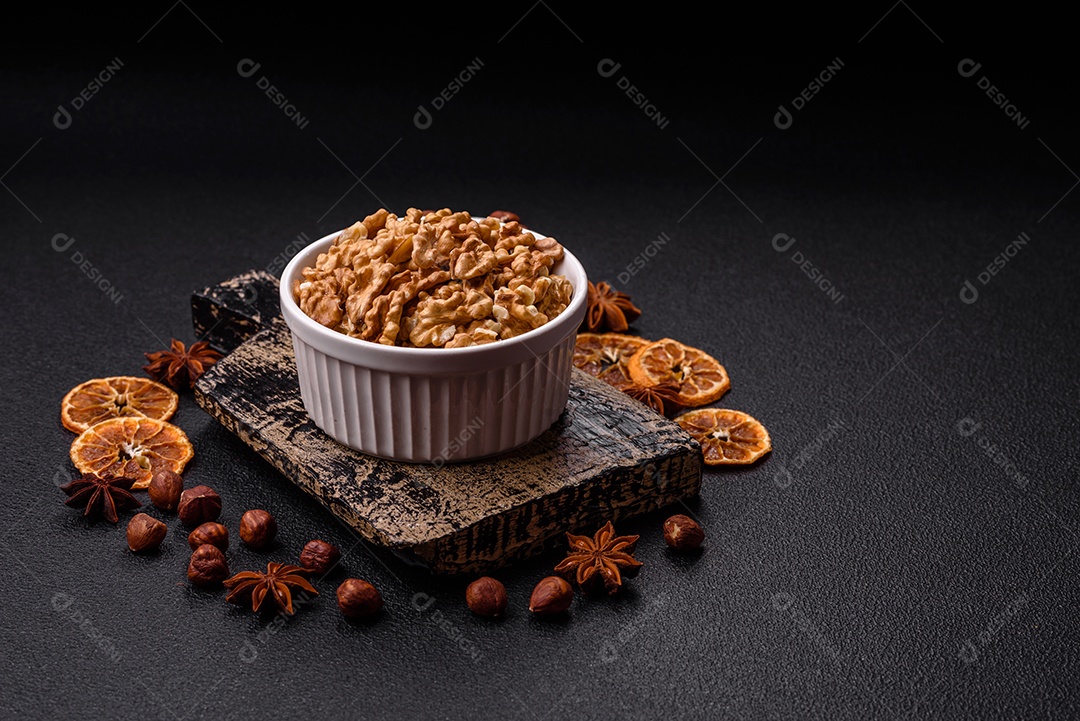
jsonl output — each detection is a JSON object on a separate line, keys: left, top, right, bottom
{"left": 192, "top": 273, "right": 702, "bottom": 574}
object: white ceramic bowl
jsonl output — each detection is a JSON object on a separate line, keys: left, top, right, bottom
{"left": 280, "top": 226, "right": 588, "bottom": 463}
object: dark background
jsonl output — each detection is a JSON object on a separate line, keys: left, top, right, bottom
{"left": 3, "top": 5, "right": 1078, "bottom": 720}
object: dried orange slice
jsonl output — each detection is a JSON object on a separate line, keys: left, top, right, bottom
{"left": 627, "top": 338, "right": 730, "bottom": 407}
{"left": 573, "top": 333, "right": 651, "bottom": 391}
{"left": 675, "top": 409, "right": 771, "bottom": 465}
{"left": 61, "top": 376, "right": 178, "bottom": 433}
{"left": 70, "top": 417, "right": 194, "bottom": 489}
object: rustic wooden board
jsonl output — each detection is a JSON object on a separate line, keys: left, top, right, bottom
{"left": 192, "top": 273, "right": 702, "bottom": 574}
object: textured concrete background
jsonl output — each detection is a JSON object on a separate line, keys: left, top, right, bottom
{"left": 2, "top": 5, "right": 1078, "bottom": 719}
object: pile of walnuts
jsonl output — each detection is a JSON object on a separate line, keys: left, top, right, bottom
{"left": 293, "top": 208, "right": 573, "bottom": 348}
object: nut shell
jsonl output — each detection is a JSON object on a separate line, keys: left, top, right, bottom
{"left": 299, "top": 539, "right": 341, "bottom": 574}
{"left": 529, "top": 576, "right": 573, "bottom": 616}
{"left": 148, "top": 470, "right": 183, "bottom": 511}
{"left": 336, "top": 578, "right": 383, "bottom": 619}
{"left": 466, "top": 577, "right": 507, "bottom": 618}
{"left": 126, "top": 513, "right": 167, "bottom": 552}
{"left": 663, "top": 514, "right": 705, "bottom": 552}
{"left": 239, "top": 509, "right": 277, "bottom": 549}
{"left": 177, "top": 485, "right": 221, "bottom": 526}
{"left": 187, "top": 544, "right": 229, "bottom": 586}
{"left": 188, "top": 522, "right": 229, "bottom": 551}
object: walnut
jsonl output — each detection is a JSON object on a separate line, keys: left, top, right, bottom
{"left": 494, "top": 222, "right": 536, "bottom": 253}
{"left": 461, "top": 288, "right": 494, "bottom": 320}
{"left": 493, "top": 285, "right": 548, "bottom": 339}
{"left": 450, "top": 237, "right": 498, "bottom": 280}
{"left": 377, "top": 289, "right": 408, "bottom": 345}
{"left": 316, "top": 222, "right": 369, "bottom": 271}
{"left": 464, "top": 319, "right": 502, "bottom": 344}
{"left": 410, "top": 224, "right": 440, "bottom": 269}
{"left": 475, "top": 217, "right": 501, "bottom": 245}
{"left": 534, "top": 274, "right": 573, "bottom": 319}
{"left": 366, "top": 227, "right": 399, "bottom": 259}
{"left": 444, "top": 333, "right": 474, "bottom": 348}
{"left": 343, "top": 261, "right": 396, "bottom": 329}
{"left": 362, "top": 208, "right": 389, "bottom": 235}
{"left": 534, "top": 235, "right": 563, "bottom": 263}
{"left": 361, "top": 294, "right": 391, "bottom": 341}
{"left": 295, "top": 276, "right": 344, "bottom": 328}
{"left": 408, "top": 289, "right": 466, "bottom": 347}
{"left": 293, "top": 208, "right": 571, "bottom": 347}
{"left": 511, "top": 246, "right": 553, "bottom": 279}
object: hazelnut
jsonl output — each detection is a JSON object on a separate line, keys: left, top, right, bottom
{"left": 188, "top": 522, "right": 229, "bottom": 551}
{"left": 239, "top": 509, "right": 277, "bottom": 549}
{"left": 148, "top": 470, "right": 183, "bottom": 511}
{"left": 336, "top": 578, "right": 383, "bottom": 619}
{"left": 466, "top": 577, "right": 507, "bottom": 618}
{"left": 489, "top": 210, "right": 521, "bottom": 223}
{"left": 299, "top": 539, "right": 341, "bottom": 574}
{"left": 663, "top": 514, "right": 705, "bottom": 552}
{"left": 187, "top": 544, "right": 229, "bottom": 586}
{"left": 126, "top": 513, "right": 167, "bottom": 553}
{"left": 177, "top": 485, "right": 222, "bottom": 526}
{"left": 528, "top": 576, "right": 572, "bottom": 616}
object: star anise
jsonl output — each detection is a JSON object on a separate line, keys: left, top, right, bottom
{"left": 224, "top": 562, "right": 318, "bottom": 615}
{"left": 583, "top": 281, "right": 642, "bottom": 333}
{"left": 624, "top": 381, "right": 683, "bottom": 416}
{"left": 60, "top": 473, "right": 141, "bottom": 523}
{"left": 554, "top": 521, "right": 643, "bottom": 595}
{"left": 143, "top": 339, "right": 223, "bottom": 390}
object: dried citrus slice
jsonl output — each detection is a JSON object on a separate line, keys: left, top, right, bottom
{"left": 675, "top": 409, "right": 771, "bottom": 466}
{"left": 627, "top": 338, "right": 730, "bottom": 407}
{"left": 61, "top": 376, "right": 178, "bottom": 433}
{"left": 573, "top": 333, "right": 651, "bottom": 390}
{"left": 70, "top": 417, "right": 194, "bottom": 489}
